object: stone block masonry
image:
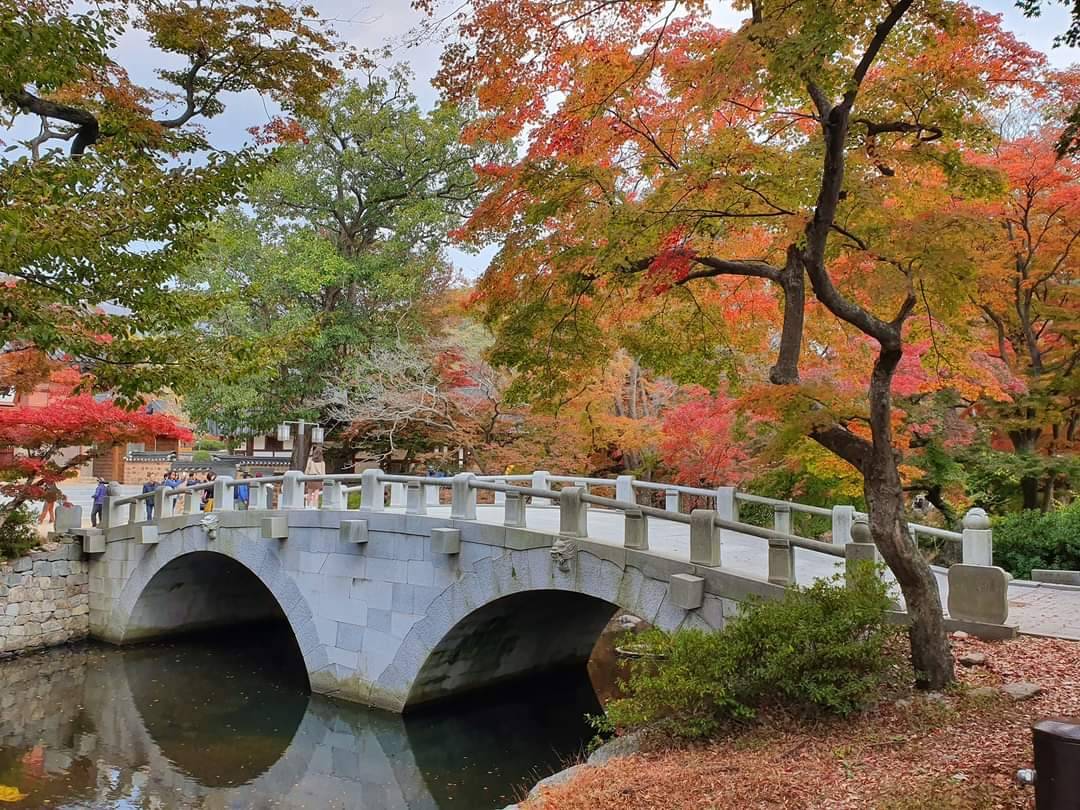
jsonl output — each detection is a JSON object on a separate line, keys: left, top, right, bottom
{"left": 0, "top": 537, "right": 89, "bottom": 656}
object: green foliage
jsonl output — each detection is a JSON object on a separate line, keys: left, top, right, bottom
{"left": 992, "top": 501, "right": 1080, "bottom": 579}
{"left": 180, "top": 69, "right": 503, "bottom": 433}
{"left": 965, "top": 448, "right": 1080, "bottom": 514}
{"left": 0, "top": 505, "right": 38, "bottom": 560}
{"left": 598, "top": 564, "right": 897, "bottom": 739}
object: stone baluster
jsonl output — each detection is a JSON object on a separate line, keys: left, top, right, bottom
{"left": 615, "top": 474, "right": 635, "bottom": 504}
{"left": 281, "top": 470, "right": 304, "bottom": 509}
{"left": 689, "top": 509, "right": 721, "bottom": 567}
{"left": 389, "top": 482, "right": 406, "bottom": 508}
{"left": 768, "top": 537, "right": 795, "bottom": 586}
{"left": 321, "top": 480, "right": 343, "bottom": 510}
{"left": 102, "top": 496, "right": 126, "bottom": 529}
{"left": 127, "top": 500, "right": 138, "bottom": 526}
{"left": 214, "top": 476, "right": 234, "bottom": 512}
{"left": 360, "top": 469, "right": 384, "bottom": 511}
{"left": 425, "top": 483, "right": 440, "bottom": 506}
{"left": 532, "top": 470, "right": 552, "bottom": 502}
{"left": 185, "top": 487, "right": 201, "bottom": 515}
{"left": 714, "top": 486, "right": 738, "bottom": 523}
{"left": 494, "top": 483, "right": 506, "bottom": 505}
{"left": 845, "top": 515, "right": 879, "bottom": 585}
{"left": 406, "top": 482, "right": 426, "bottom": 515}
{"left": 623, "top": 508, "right": 648, "bottom": 550}
{"left": 559, "top": 486, "right": 587, "bottom": 537}
{"left": 154, "top": 486, "right": 173, "bottom": 520}
{"left": 451, "top": 473, "right": 477, "bottom": 520}
{"left": 574, "top": 480, "right": 589, "bottom": 512}
{"left": 503, "top": 490, "right": 526, "bottom": 528}
{"left": 961, "top": 508, "right": 992, "bottom": 566}
{"left": 249, "top": 481, "right": 268, "bottom": 510}
{"left": 831, "top": 504, "right": 855, "bottom": 546}
{"left": 665, "top": 488, "right": 680, "bottom": 513}
{"left": 772, "top": 503, "right": 792, "bottom": 535}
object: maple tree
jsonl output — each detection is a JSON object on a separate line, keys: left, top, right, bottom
{"left": 419, "top": 0, "right": 1053, "bottom": 687}
{"left": 1, "top": 0, "right": 345, "bottom": 398}
{"left": 970, "top": 133, "right": 1080, "bottom": 510}
{"left": 0, "top": 394, "right": 191, "bottom": 533}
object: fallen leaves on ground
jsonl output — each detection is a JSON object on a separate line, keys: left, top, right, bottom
{"left": 525, "top": 636, "right": 1080, "bottom": 810}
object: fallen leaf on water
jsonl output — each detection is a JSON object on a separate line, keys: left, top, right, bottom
{"left": 0, "top": 785, "right": 28, "bottom": 803}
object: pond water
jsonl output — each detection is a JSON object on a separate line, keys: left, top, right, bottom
{"left": 0, "top": 625, "right": 603, "bottom": 809}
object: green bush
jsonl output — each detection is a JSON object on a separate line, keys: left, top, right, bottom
{"left": 598, "top": 563, "right": 897, "bottom": 740}
{"left": 0, "top": 506, "right": 40, "bottom": 560}
{"left": 992, "top": 501, "right": 1080, "bottom": 580}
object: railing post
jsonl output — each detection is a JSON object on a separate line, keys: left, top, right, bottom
{"left": 559, "top": 486, "right": 587, "bottom": 537}
{"left": 425, "top": 483, "right": 440, "bottom": 506}
{"left": 532, "top": 470, "right": 551, "bottom": 502}
{"left": 665, "top": 488, "right": 680, "bottom": 513}
{"left": 504, "top": 490, "right": 526, "bottom": 527}
{"left": 249, "top": 482, "right": 268, "bottom": 510}
{"left": 185, "top": 488, "right": 201, "bottom": 515}
{"left": 961, "top": 508, "right": 992, "bottom": 566}
{"left": 714, "top": 486, "right": 738, "bottom": 523}
{"left": 214, "top": 476, "right": 234, "bottom": 512}
{"left": 281, "top": 470, "right": 304, "bottom": 509}
{"left": 845, "top": 514, "right": 878, "bottom": 584}
{"left": 574, "top": 480, "right": 590, "bottom": 512}
{"left": 832, "top": 504, "right": 855, "bottom": 546}
{"left": 690, "top": 509, "right": 722, "bottom": 567}
{"left": 154, "top": 486, "right": 173, "bottom": 520}
{"left": 321, "top": 480, "right": 343, "bottom": 510}
{"left": 102, "top": 496, "right": 125, "bottom": 529}
{"left": 768, "top": 537, "right": 795, "bottom": 586}
{"left": 494, "top": 483, "right": 506, "bottom": 505}
{"left": 127, "top": 501, "right": 138, "bottom": 526}
{"left": 615, "top": 474, "right": 635, "bottom": 503}
{"left": 451, "top": 473, "right": 477, "bottom": 520}
{"left": 389, "top": 482, "right": 406, "bottom": 508}
{"left": 772, "top": 502, "right": 791, "bottom": 535}
{"left": 361, "top": 469, "right": 384, "bottom": 511}
{"left": 406, "top": 482, "right": 426, "bottom": 515}
{"left": 623, "top": 508, "right": 648, "bottom": 550}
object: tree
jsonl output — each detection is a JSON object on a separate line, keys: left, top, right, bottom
{"left": 1, "top": 0, "right": 344, "bottom": 398}
{"left": 181, "top": 69, "right": 502, "bottom": 463}
{"left": 0, "top": 394, "right": 192, "bottom": 531}
{"left": 420, "top": 0, "right": 1047, "bottom": 688}
{"left": 971, "top": 133, "right": 1080, "bottom": 509}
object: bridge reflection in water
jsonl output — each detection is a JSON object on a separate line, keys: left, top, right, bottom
{"left": 0, "top": 628, "right": 600, "bottom": 809}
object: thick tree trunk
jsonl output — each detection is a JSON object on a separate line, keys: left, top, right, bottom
{"left": 866, "top": 348, "right": 953, "bottom": 689}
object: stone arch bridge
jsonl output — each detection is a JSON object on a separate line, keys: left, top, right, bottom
{"left": 72, "top": 470, "right": 1009, "bottom": 711}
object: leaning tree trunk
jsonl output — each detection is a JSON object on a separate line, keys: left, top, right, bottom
{"left": 866, "top": 347, "right": 954, "bottom": 689}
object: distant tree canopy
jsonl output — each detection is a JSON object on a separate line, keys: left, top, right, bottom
{"left": 180, "top": 69, "right": 507, "bottom": 436}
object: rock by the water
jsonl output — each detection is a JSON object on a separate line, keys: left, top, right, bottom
{"left": 527, "top": 764, "right": 589, "bottom": 800}
{"left": 587, "top": 732, "right": 645, "bottom": 766}
{"left": 1001, "top": 682, "right": 1043, "bottom": 701}
{"left": 958, "top": 652, "right": 987, "bottom": 666}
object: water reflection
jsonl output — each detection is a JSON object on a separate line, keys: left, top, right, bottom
{"left": 0, "top": 627, "right": 600, "bottom": 809}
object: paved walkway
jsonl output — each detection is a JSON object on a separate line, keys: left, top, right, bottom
{"left": 42, "top": 484, "right": 1080, "bottom": 641}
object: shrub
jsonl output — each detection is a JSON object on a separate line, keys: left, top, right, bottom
{"left": 598, "top": 563, "right": 897, "bottom": 740}
{"left": 0, "top": 506, "right": 40, "bottom": 560}
{"left": 993, "top": 501, "right": 1080, "bottom": 580}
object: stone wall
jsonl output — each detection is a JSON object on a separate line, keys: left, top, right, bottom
{"left": 0, "top": 538, "right": 89, "bottom": 656}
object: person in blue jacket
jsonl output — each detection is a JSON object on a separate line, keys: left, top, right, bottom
{"left": 91, "top": 478, "right": 108, "bottom": 527}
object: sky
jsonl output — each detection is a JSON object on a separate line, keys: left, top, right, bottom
{"left": 11, "top": 1, "right": 1080, "bottom": 279}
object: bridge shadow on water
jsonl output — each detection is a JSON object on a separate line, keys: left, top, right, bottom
{"left": 0, "top": 619, "right": 604, "bottom": 809}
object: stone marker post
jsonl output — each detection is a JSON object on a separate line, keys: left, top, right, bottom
{"left": 406, "top": 482, "right": 426, "bottom": 515}
{"left": 213, "top": 476, "right": 234, "bottom": 512}
{"left": 623, "top": 509, "right": 649, "bottom": 550}
{"left": 559, "top": 486, "right": 588, "bottom": 537}
{"left": 360, "top": 469, "right": 384, "bottom": 511}
{"left": 831, "top": 504, "right": 855, "bottom": 546}
{"left": 615, "top": 475, "right": 635, "bottom": 503}
{"left": 961, "top": 508, "right": 992, "bottom": 566}
{"left": 450, "top": 473, "right": 477, "bottom": 520}
{"left": 689, "top": 509, "right": 721, "bottom": 567}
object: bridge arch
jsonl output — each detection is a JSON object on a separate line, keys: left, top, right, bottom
{"left": 378, "top": 545, "right": 721, "bottom": 710}
{"left": 101, "top": 526, "right": 325, "bottom": 680}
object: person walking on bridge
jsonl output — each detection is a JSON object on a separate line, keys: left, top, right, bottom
{"left": 305, "top": 445, "right": 326, "bottom": 508}
{"left": 141, "top": 475, "right": 158, "bottom": 522}
{"left": 90, "top": 478, "right": 108, "bottom": 528}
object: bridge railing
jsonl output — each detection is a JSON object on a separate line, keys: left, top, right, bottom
{"left": 102, "top": 466, "right": 992, "bottom": 581}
